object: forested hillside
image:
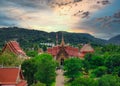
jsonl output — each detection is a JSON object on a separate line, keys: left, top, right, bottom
{"left": 108, "top": 35, "right": 120, "bottom": 45}
{"left": 0, "top": 27, "right": 109, "bottom": 49}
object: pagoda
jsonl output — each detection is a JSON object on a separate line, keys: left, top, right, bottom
{"left": 47, "top": 35, "right": 80, "bottom": 65}
{"left": 47, "top": 33, "right": 95, "bottom": 65}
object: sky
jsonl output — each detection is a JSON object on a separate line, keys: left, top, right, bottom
{"left": 0, "top": 0, "right": 120, "bottom": 39}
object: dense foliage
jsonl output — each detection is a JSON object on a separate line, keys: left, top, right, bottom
{"left": 91, "top": 66, "right": 107, "bottom": 77}
{"left": 21, "top": 59, "right": 37, "bottom": 85}
{"left": 70, "top": 77, "right": 98, "bottom": 86}
{"left": 26, "top": 50, "right": 38, "bottom": 57}
{"left": 0, "top": 52, "right": 23, "bottom": 67}
{"left": 98, "top": 75, "right": 120, "bottom": 86}
{"left": 69, "top": 75, "right": 120, "bottom": 86}
{"left": 35, "top": 54, "right": 57, "bottom": 86}
{"left": 65, "top": 44, "right": 120, "bottom": 86}
{"left": 64, "top": 58, "right": 83, "bottom": 81}
{"left": 21, "top": 53, "right": 57, "bottom": 86}
{"left": 105, "top": 54, "right": 120, "bottom": 76}
{"left": 31, "top": 81, "right": 46, "bottom": 86}
{"left": 84, "top": 54, "right": 104, "bottom": 69}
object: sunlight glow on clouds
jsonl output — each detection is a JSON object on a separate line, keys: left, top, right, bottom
{"left": 0, "top": 0, "right": 120, "bottom": 39}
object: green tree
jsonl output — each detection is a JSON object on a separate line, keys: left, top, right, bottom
{"left": 101, "top": 44, "right": 120, "bottom": 55}
{"left": 85, "top": 54, "right": 104, "bottom": 69}
{"left": 21, "top": 59, "right": 37, "bottom": 85}
{"left": 114, "top": 67, "right": 120, "bottom": 77}
{"left": 31, "top": 81, "right": 46, "bottom": 86}
{"left": 64, "top": 58, "right": 83, "bottom": 81}
{"left": 0, "top": 52, "right": 22, "bottom": 67}
{"left": 105, "top": 54, "right": 120, "bottom": 75}
{"left": 92, "top": 66, "right": 107, "bottom": 77}
{"left": 42, "top": 45, "right": 47, "bottom": 52}
{"left": 84, "top": 53, "right": 93, "bottom": 62}
{"left": 26, "top": 50, "right": 38, "bottom": 57}
{"left": 82, "top": 60, "right": 90, "bottom": 74}
{"left": 70, "top": 77, "right": 98, "bottom": 86}
{"left": 98, "top": 75, "right": 120, "bottom": 86}
{"left": 35, "top": 54, "right": 57, "bottom": 86}
{"left": 22, "top": 53, "right": 57, "bottom": 86}
{"left": 0, "top": 48, "right": 1, "bottom": 53}
{"left": 33, "top": 44, "right": 39, "bottom": 51}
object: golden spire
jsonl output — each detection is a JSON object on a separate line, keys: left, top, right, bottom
{"left": 61, "top": 32, "right": 65, "bottom": 46}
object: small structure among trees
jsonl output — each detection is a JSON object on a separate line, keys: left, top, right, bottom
{"left": 79, "top": 44, "right": 94, "bottom": 58}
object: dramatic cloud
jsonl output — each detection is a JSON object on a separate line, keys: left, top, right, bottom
{"left": 0, "top": 0, "right": 120, "bottom": 39}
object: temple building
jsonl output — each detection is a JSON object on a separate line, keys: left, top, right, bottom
{"left": 79, "top": 44, "right": 94, "bottom": 57}
{"left": 1, "top": 41, "right": 28, "bottom": 59}
{"left": 47, "top": 35, "right": 94, "bottom": 65}
{"left": 0, "top": 67, "right": 27, "bottom": 86}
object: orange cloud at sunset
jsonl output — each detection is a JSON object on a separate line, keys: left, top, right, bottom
{"left": 0, "top": 0, "right": 119, "bottom": 39}
{"left": 69, "top": 28, "right": 94, "bottom": 34}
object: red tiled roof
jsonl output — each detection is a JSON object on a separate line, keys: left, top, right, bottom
{"left": 0, "top": 68, "right": 25, "bottom": 85}
{"left": 0, "top": 68, "right": 19, "bottom": 84}
{"left": 47, "top": 43, "right": 94, "bottom": 58}
{"left": 47, "top": 45, "right": 79, "bottom": 57}
{"left": 2, "top": 41, "right": 26, "bottom": 56}
{"left": 47, "top": 48, "right": 52, "bottom": 53}
{"left": 47, "top": 46, "right": 60, "bottom": 56}
{"left": 65, "top": 46, "right": 79, "bottom": 57}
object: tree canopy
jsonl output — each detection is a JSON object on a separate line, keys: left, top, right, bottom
{"left": 70, "top": 77, "right": 98, "bottom": 86}
{"left": 64, "top": 58, "right": 83, "bottom": 81}
{"left": 0, "top": 52, "right": 23, "bottom": 67}
{"left": 98, "top": 75, "right": 120, "bottom": 86}
{"left": 21, "top": 53, "right": 57, "bottom": 86}
{"left": 35, "top": 54, "right": 57, "bottom": 86}
{"left": 105, "top": 54, "right": 120, "bottom": 76}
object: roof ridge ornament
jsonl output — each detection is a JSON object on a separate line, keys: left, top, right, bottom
{"left": 60, "top": 32, "right": 65, "bottom": 46}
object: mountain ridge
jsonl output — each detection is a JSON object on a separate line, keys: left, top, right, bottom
{"left": 108, "top": 34, "right": 120, "bottom": 45}
{"left": 0, "top": 27, "right": 119, "bottom": 49}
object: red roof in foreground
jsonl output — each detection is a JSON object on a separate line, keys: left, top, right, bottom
{"left": 0, "top": 68, "right": 27, "bottom": 86}
{"left": 2, "top": 41, "right": 26, "bottom": 56}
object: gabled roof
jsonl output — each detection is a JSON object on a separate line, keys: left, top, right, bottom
{"left": 80, "top": 44, "right": 94, "bottom": 53}
{"left": 0, "top": 68, "right": 25, "bottom": 85}
{"left": 2, "top": 41, "right": 26, "bottom": 56}
{"left": 56, "top": 46, "right": 69, "bottom": 60}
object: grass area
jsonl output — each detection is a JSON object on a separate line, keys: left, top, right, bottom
{"left": 51, "top": 82, "right": 55, "bottom": 86}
